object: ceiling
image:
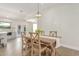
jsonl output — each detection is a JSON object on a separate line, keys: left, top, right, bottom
{"left": 0, "top": 3, "right": 79, "bottom": 22}
{"left": 0, "top": 3, "right": 54, "bottom": 22}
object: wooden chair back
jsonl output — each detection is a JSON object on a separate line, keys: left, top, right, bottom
{"left": 29, "top": 32, "right": 39, "bottom": 40}
{"left": 49, "top": 31, "right": 57, "bottom": 37}
{"left": 29, "top": 32, "right": 41, "bottom": 55}
{"left": 21, "top": 32, "right": 27, "bottom": 55}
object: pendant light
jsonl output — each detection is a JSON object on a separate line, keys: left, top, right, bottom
{"left": 35, "top": 3, "right": 42, "bottom": 18}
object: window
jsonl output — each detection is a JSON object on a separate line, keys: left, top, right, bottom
{"left": 33, "top": 23, "right": 37, "bottom": 32}
{"left": 0, "top": 22, "right": 11, "bottom": 29}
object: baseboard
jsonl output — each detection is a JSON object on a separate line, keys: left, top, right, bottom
{"left": 61, "top": 44, "right": 79, "bottom": 51}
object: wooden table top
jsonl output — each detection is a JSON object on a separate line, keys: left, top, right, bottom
{"left": 23, "top": 35, "right": 57, "bottom": 47}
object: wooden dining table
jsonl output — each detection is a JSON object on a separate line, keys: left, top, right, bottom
{"left": 40, "top": 36, "right": 60, "bottom": 48}
{"left": 23, "top": 35, "right": 60, "bottom": 48}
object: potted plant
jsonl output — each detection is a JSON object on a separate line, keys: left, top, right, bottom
{"left": 35, "top": 29, "right": 44, "bottom": 35}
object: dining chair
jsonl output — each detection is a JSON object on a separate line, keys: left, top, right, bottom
{"left": 41, "top": 40, "right": 56, "bottom": 56}
{"left": 29, "top": 32, "right": 48, "bottom": 56}
{"left": 49, "top": 31, "right": 57, "bottom": 37}
{"left": 21, "top": 32, "right": 31, "bottom": 56}
{"left": 21, "top": 32, "right": 26, "bottom": 55}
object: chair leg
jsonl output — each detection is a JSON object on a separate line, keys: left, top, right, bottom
{"left": 51, "top": 48, "right": 56, "bottom": 56}
{"left": 46, "top": 48, "right": 50, "bottom": 56}
{"left": 31, "top": 46, "right": 33, "bottom": 56}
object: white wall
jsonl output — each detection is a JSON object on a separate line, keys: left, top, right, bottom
{"left": 11, "top": 20, "right": 27, "bottom": 32}
{"left": 38, "top": 4, "right": 79, "bottom": 50}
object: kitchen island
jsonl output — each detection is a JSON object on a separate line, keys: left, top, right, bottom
{"left": 0, "top": 32, "right": 7, "bottom": 47}
{"left": 0, "top": 31, "right": 16, "bottom": 47}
